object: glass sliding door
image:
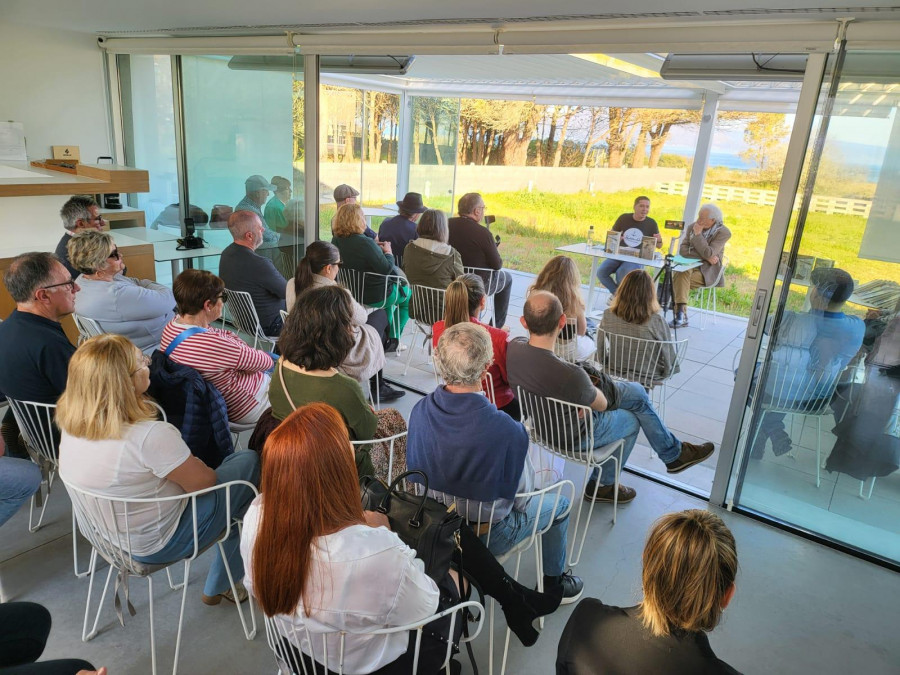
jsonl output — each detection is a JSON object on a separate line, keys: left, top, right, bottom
{"left": 408, "top": 96, "right": 461, "bottom": 214}
{"left": 728, "top": 51, "right": 900, "bottom": 564}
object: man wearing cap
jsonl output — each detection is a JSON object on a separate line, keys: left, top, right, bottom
{"left": 750, "top": 267, "right": 864, "bottom": 458}
{"left": 236, "top": 175, "right": 280, "bottom": 247}
{"left": 377, "top": 192, "right": 427, "bottom": 261}
{"left": 332, "top": 184, "right": 376, "bottom": 239}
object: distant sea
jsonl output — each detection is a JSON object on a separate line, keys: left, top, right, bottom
{"left": 664, "top": 147, "right": 755, "bottom": 170}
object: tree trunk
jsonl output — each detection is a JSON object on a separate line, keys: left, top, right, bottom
{"left": 553, "top": 107, "right": 577, "bottom": 167}
{"left": 367, "top": 94, "right": 377, "bottom": 161}
{"left": 581, "top": 109, "right": 601, "bottom": 167}
{"left": 648, "top": 123, "right": 673, "bottom": 168}
{"left": 429, "top": 112, "right": 443, "bottom": 166}
{"left": 631, "top": 124, "right": 647, "bottom": 168}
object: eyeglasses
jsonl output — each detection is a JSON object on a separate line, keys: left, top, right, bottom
{"left": 89, "top": 214, "right": 104, "bottom": 224}
{"left": 131, "top": 353, "right": 151, "bottom": 375}
{"left": 332, "top": 260, "right": 344, "bottom": 267}
{"left": 216, "top": 291, "right": 229, "bottom": 303}
{"left": 39, "top": 278, "right": 76, "bottom": 293}
{"left": 108, "top": 248, "right": 120, "bottom": 260}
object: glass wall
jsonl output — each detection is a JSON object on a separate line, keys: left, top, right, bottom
{"left": 729, "top": 51, "right": 900, "bottom": 564}
{"left": 408, "top": 96, "right": 460, "bottom": 214}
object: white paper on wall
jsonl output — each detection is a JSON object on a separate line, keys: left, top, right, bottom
{"left": 0, "top": 121, "right": 27, "bottom": 161}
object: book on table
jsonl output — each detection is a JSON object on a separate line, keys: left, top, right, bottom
{"left": 605, "top": 230, "right": 621, "bottom": 254}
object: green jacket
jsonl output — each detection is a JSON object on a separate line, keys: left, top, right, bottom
{"left": 332, "top": 233, "right": 397, "bottom": 305}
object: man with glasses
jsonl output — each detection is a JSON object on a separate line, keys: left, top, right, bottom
{"left": 55, "top": 195, "right": 105, "bottom": 278}
{"left": 448, "top": 192, "right": 513, "bottom": 328}
{"left": 0, "top": 252, "right": 80, "bottom": 458}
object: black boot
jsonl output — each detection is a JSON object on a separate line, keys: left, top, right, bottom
{"left": 456, "top": 524, "right": 563, "bottom": 646}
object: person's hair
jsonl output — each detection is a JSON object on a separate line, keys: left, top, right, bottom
{"left": 67, "top": 230, "right": 115, "bottom": 275}
{"left": 332, "top": 203, "right": 366, "bottom": 237}
{"left": 416, "top": 209, "right": 449, "bottom": 243}
{"left": 56, "top": 334, "right": 157, "bottom": 440}
{"left": 173, "top": 269, "right": 225, "bottom": 315}
{"left": 443, "top": 274, "right": 485, "bottom": 328}
{"left": 457, "top": 192, "right": 483, "bottom": 217}
{"left": 398, "top": 206, "right": 416, "bottom": 219}
{"left": 271, "top": 176, "right": 291, "bottom": 193}
{"left": 639, "top": 509, "right": 738, "bottom": 638}
{"left": 522, "top": 290, "right": 563, "bottom": 336}
{"left": 530, "top": 256, "right": 585, "bottom": 318}
{"left": 279, "top": 285, "right": 355, "bottom": 370}
{"left": 699, "top": 203, "right": 724, "bottom": 226}
{"left": 4, "top": 252, "right": 61, "bottom": 303}
{"left": 435, "top": 322, "right": 493, "bottom": 387}
{"left": 609, "top": 270, "right": 661, "bottom": 325}
{"left": 293, "top": 241, "right": 341, "bottom": 298}
{"left": 60, "top": 195, "right": 98, "bottom": 231}
{"left": 227, "top": 210, "right": 260, "bottom": 241}
{"left": 253, "top": 402, "right": 365, "bottom": 617}
{"left": 634, "top": 195, "right": 651, "bottom": 207}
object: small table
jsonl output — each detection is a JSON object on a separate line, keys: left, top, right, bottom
{"left": 153, "top": 240, "right": 224, "bottom": 279}
{"left": 362, "top": 206, "right": 398, "bottom": 228}
{"left": 557, "top": 242, "right": 702, "bottom": 313}
{"left": 110, "top": 227, "right": 180, "bottom": 243}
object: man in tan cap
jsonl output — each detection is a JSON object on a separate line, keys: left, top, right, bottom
{"left": 236, "top": 175, "right": 279, "bottom": 247}
{"left": 333, "top": 184, "right": 375, "bottom": 239}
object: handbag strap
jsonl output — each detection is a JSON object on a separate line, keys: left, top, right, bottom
{"left": 163, "top": 326, "right": 206, "bottom": 357}
{"left": 277, "top": 359, "right": 297, "bottom": 410}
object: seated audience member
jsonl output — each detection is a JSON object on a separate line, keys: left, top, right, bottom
{"left": 55, "top": 195, "right": 105, "bottom": 279}
{"left": 408, "top": 322, "right": 584, "bottom": 603}
{"left": 332, "top": 203, "right": 410, "bottom": 351}
{"left": 218, "top": 210, "right": 287, "bottom": 337}
{"left": 402, "top": 208, "right": 464, "bottom": 292}
{"left": 332, "top": 183, "right": 376, "bottom": 239}
{"left": 596, "top": 195, "right": 660, "bottom": 298}
{"left": 556, "top": 509, "right": 740, "bottom": 675}
{"left": 0, "top": 602, "right": 103, "bottom": 674}
{"left": 448, "top": 192, "right": 512, "bottom": 328}
{"left": 68, "top": 230, "right": 174, "bottom": 352}
{"left": 0, "top": 252, "right": 78, "bottom": 458}
{"left": 58, "top": 334, "right": 260, "bottom": 606}
{"left": 160, "top": 269, "right": 275, "bottom": 425}
{"left": 286, "top": 241, "right": 401, "bottom": 402}
{"left": 379, "top": 192, "right": 427, "bottom": 258}
{"left": 263, "top": 175, "right": 292, "bottom": 235}
{"left": 507, "top": 292, "right": 714, "bottom": 504}
{"left": 531, "top": 255, "right": 595, "bottom": 361}
{"left": 599, "top": 269, "right": 680, "bottom": 381}
{"left": 751, "top": 267, "right": 864, "bottom": 458}
{"left": 0, "top": 437, "right": 41, "bottom": 529}
{"left": 432, "top": 274, "right": 518, "bottom": 419}
{"left": 235, "top": 174, "right": 280, "bottom": 247}
{"left": 272, "top": 285, "right": 406, "bottom": 479}
{"left": 671, "top": 203, "right": 731, "bottom": 328}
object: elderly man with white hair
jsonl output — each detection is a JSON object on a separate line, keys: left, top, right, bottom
{"left": 670, "top": 202, "right": 732, "bottom": 328}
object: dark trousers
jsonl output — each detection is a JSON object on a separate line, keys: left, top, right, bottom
{"left": 0, "top": 603, "right": 94, "bottom": 675}
{"left": 366, "top": 309, "right": 390, "bottom": 345}
{"left": 486, "top": 270, "right": 513, "bottom": 328}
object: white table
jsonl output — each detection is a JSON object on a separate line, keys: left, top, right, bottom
{"left": 362, "top": 206, "right": 398, "bottom": 227}
{"left": 152, "top": 240, "right": 224, "bottom": 279}
{"left": 109, "top": 227, "right": 180, "bottom": 243}
{"left": 557, "top": 242, "right": 702, "bottom": 312}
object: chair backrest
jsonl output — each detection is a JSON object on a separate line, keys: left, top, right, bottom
{"left": 280, "top": 309, "right": 289, "bottom": 324}
{"left": 337, "top": 267, "right": 367, "bottom": 305}
{"left": 351, "top": 430, "right": 407, "bottom": 483}
{"left": 408, "top": 284, "right": 447, "bottom": 327}
{"left": 224, "top": 289, "right": 269, "bottom": 343}
{"left": 553, "top": 318, "right": 580, "bottom": 363}
{"left": 595, "top": 330, "right": 689, "bottom": 388}
{"left": 73, "top": 314, "right": 105, "bottom": 345}
{"left": 263, "top": 600, "right": 484, "bottom": 675}
{"left": 710, "top": 253, "right": 728, "bottom": 287}
{"left": 761, "top": 359, "right": 844, "bottom": 416}
{"left": 463, "top": 266, "right": 498, "bottom": 295}
{"left": 6, "top": 399, "right": 58, "bottom": 467}
{"left": 516, "top": 386, "right": 594, "bottom": 461}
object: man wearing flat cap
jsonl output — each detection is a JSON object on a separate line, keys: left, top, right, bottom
{"left": 377, "top": 192, "right": 427, "bottom": 262}
{"left": 236, "top": 175, "right": 280, "bottom": 247}
{"left": 333, "top": 184, "right": 376, "bottom": 239}
{"left": 750, "top": 267, "right": 864, "bottom": 458}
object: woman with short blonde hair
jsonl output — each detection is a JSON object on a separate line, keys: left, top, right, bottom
{"left": 68, "top": 230, "right": 174, "bottom": 353}
{"left": 530, "top": 255, "right": 594, "bottom": 361}
{"left": 332, "top": 203, "right": 367, "bottom": 238}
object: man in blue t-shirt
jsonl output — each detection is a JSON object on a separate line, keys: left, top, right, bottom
{"left": 596, "top": 195, "right": 661, "bottom": 297}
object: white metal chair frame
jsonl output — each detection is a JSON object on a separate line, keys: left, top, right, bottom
{"left": 350, "top": 430, "right": 407, "bottom": 484}
{"left": 72, "top": 313, "right": 105, "bottom": 345}
{"left": 516, "top": 387, "right": 625, "bottom": 568}
{"left": 692, "top": 254, "right": 728, "bottom": 330}
{"left": 403, "top": 285, "right": 447, "bottom": 376}
{"left": 65, "top": 480, "right": 259, "bottom": 675}
{"left": 431, "top": 356, "right": 497, "bottom": 405}
{"left": 263, "top": 600, "right": 484, "bottom": 675}
{"left": 222, "top": 288, "right": 278, "bottom": 351}
{"left": 553, "top": 317, "right": 597, "bottom": 364}
{"left": 464, "top": 266, "right": 500, "bottom": 325}
{"left": 280, "top": 308, "right": 289, "bottom": 325}
{"left": 338, "top": 268, "right": 409, "bottom": 341}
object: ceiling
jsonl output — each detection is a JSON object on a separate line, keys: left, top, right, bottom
{"left": 4, "top": 0, "right": 900, "bottom": 36}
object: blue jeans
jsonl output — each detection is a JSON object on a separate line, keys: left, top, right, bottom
{"left": 134, "top": 450, "right": 260, "bottom": 596}
{"left": 586, "top": 382, "right": 682, "bottom": 484}
{"left": 482, "top": 494, "right": 571, "bottom": 577}
{"left": 596, "top": 258, "right": 644, "bottom": 295}
{"left": 0, "top": 456, "right": 42, "bottom": 528}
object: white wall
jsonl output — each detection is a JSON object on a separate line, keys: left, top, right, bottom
{"left": 0, "top": 21, "right": 111, "bottom": 247}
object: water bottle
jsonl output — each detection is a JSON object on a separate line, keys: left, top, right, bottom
{"left": 586, "top": 226, "right": 594, "bottom": 249}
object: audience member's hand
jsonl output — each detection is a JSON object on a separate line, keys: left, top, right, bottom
{"left": 501, "top": 325, "right": 511, "bottom": 333}
{"left": 866, "top": 309, "right": 882, "bottom": 321}
{"left": 378, "top": 240, "right": 392, "bottom": 254}
{"left": 77, "top": 668, "right": 107, "bottom": 675}
{"left": 654, "top": 232, "right": 662, "bottom": 247}
{"left": 709, "top": 255, "right": 720, "bottom": 265}
{"left": 364, "top": 510, "right": 391, "bottom": 530}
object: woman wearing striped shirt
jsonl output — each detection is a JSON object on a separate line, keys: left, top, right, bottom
{"left": 160, "top": 269, "right": 275, "bottom": 424}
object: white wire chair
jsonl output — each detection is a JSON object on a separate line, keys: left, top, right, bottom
{"left": 553, "top": 318, "right": 597, "bottom": 364}
{"left": 403, "top": 285, "right": 446, "bottom": 376}
{"left": 65, "top": 480, "right": 258, "bottom": 675}
{"left": 692, "top": 254, "right": 728, "bottom": 330}
{"left": 338, "top": 268, "right": 409, "bottom": 341}
{"left": 263, "top": 600, "right": 484, "bottom": 675}
{"left": 431, "top": 356, "right": 497, "bottom": 405}
{"left": 429, "top": 481, "right": 574, "bottom": 675}
{"left": 73, "top": 313, "right": 105, "bottom": 345}
{"left": 350, "top": 430, "right": 407, "bottom": 484}
{"left": 222, "top": 289, "right": 278, "bottom": 351}
{"left": 516, "top": 387, "right": 625, "bottom": 568}
{"left": 464, "top": 266, "right": 500, "bottom": 324}
{"left": 280, "top": 309, "right": 289, "bottom": 324}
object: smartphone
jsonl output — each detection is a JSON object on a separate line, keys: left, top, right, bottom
{"left": 664, "top": 219, "right": 685, "bottom": 231}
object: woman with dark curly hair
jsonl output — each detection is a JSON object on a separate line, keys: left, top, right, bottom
{"left": 270, "top": 285, "right": 407, "bottom": 480}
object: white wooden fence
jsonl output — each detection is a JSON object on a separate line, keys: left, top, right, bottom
{"left": 656, "top": 182, "right": 872, "bottom": 218}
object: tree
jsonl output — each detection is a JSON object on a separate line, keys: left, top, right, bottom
{"left": 741, "top": 113, "right": 789, "bottom": 176}
{"left": 552, "top": 106, "right": 580, "bottom": 167}
{"left": 607, "top": 108, "right": 638, "bottom": 168}
{"left": 457, "top": 98, "right": 543, "bottom": 166}
{"left": 414, "top": 98, "right": 458, "bottom": 165}
{"left": 580, "top": 107, "right": 606, "bottom": 167}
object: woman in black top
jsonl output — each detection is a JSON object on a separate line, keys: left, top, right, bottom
{"left": 556, "top": 509, "right": 741, "bottom": 675}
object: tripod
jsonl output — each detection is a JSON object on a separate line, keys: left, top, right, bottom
{"left": 655, "top": 254, "right": 679, "bottom": 338}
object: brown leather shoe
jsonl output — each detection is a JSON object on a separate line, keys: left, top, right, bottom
{"left": 584, "top": 481, "right": 637, "bottom": 504}
{"left": 666, "top": 441, "right": 715, "bottom": 474}
{"left": 202, "top": 581, "right": 248, "bottom": 606}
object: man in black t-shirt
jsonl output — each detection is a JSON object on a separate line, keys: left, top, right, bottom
{"left": 596, "top": 195, "right": 661, "bottom": 297}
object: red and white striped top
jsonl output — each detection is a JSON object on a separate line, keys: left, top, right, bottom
{"left": 159, "top": 320, "right": 273, "bottom": 421}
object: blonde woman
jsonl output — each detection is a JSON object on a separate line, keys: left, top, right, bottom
{"left": 599, "top": 269, "right": 679, "bottom": 380}
{"left": 332, "top": 203, "right": 410, "bottom": 351}
{"left": 530, "top": 255, "right": 594, "bottom": 361}
{"left": 57, "top": 334, "right": 260, "bottom": 605}
{"left": 68, "top": 230, "right": 174, "bottom": 352}
{"left": 557, "top": 509, "right": 739, "bottom": 674}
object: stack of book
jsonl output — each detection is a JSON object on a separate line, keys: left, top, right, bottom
{"left": 853, "top": 280, "right": 900, "bottom": 311}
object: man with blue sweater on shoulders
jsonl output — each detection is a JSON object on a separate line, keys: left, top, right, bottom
{"left": 407, "top": 322, "right": 583, "bottom": 603}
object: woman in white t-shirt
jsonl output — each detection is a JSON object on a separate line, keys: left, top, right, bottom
{"left": 58, "top": 334, "right": 260, "bottom": 606}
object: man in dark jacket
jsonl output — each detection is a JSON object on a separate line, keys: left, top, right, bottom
{"left": 378, "top": 192, "right": 427, "bottom": 260}
{"left": 55, "top": 195, "right": 105, "bottom": 278}
{"left": 447, "top": 192, "right": 512, "bottom": 327}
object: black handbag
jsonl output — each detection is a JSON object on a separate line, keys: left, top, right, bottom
{"left": 360, "top": 470, "right": 462, "bottom": 582}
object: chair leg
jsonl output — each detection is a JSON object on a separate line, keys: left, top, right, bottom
{"left": 166, "top": 566, "right": 185, "bottom": 591}
{"left": 171, "top": 560, "right": 192, "bottom": 675}
{"left": 568, "top": 464, "right": 600, "bottom": 568}
{"left": 82, "top": 552, "right": 114, "bottom": 642}
{"left": 218, "top": 540, "right": 257, "bottom": 640}
{"left": 72, "top": 510, "right": 89, "bottom": 578}
{"left": 28, "top": 482, "right": 51, "bottom": 533}
{"left": 403, "top": 324, "right": 420, "bottom": 376}
{"left": 815, "top": 417, "right": 821, "bottom": 488}
{"left": 148, "top": 575, "right": 158, "bottom": 675}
